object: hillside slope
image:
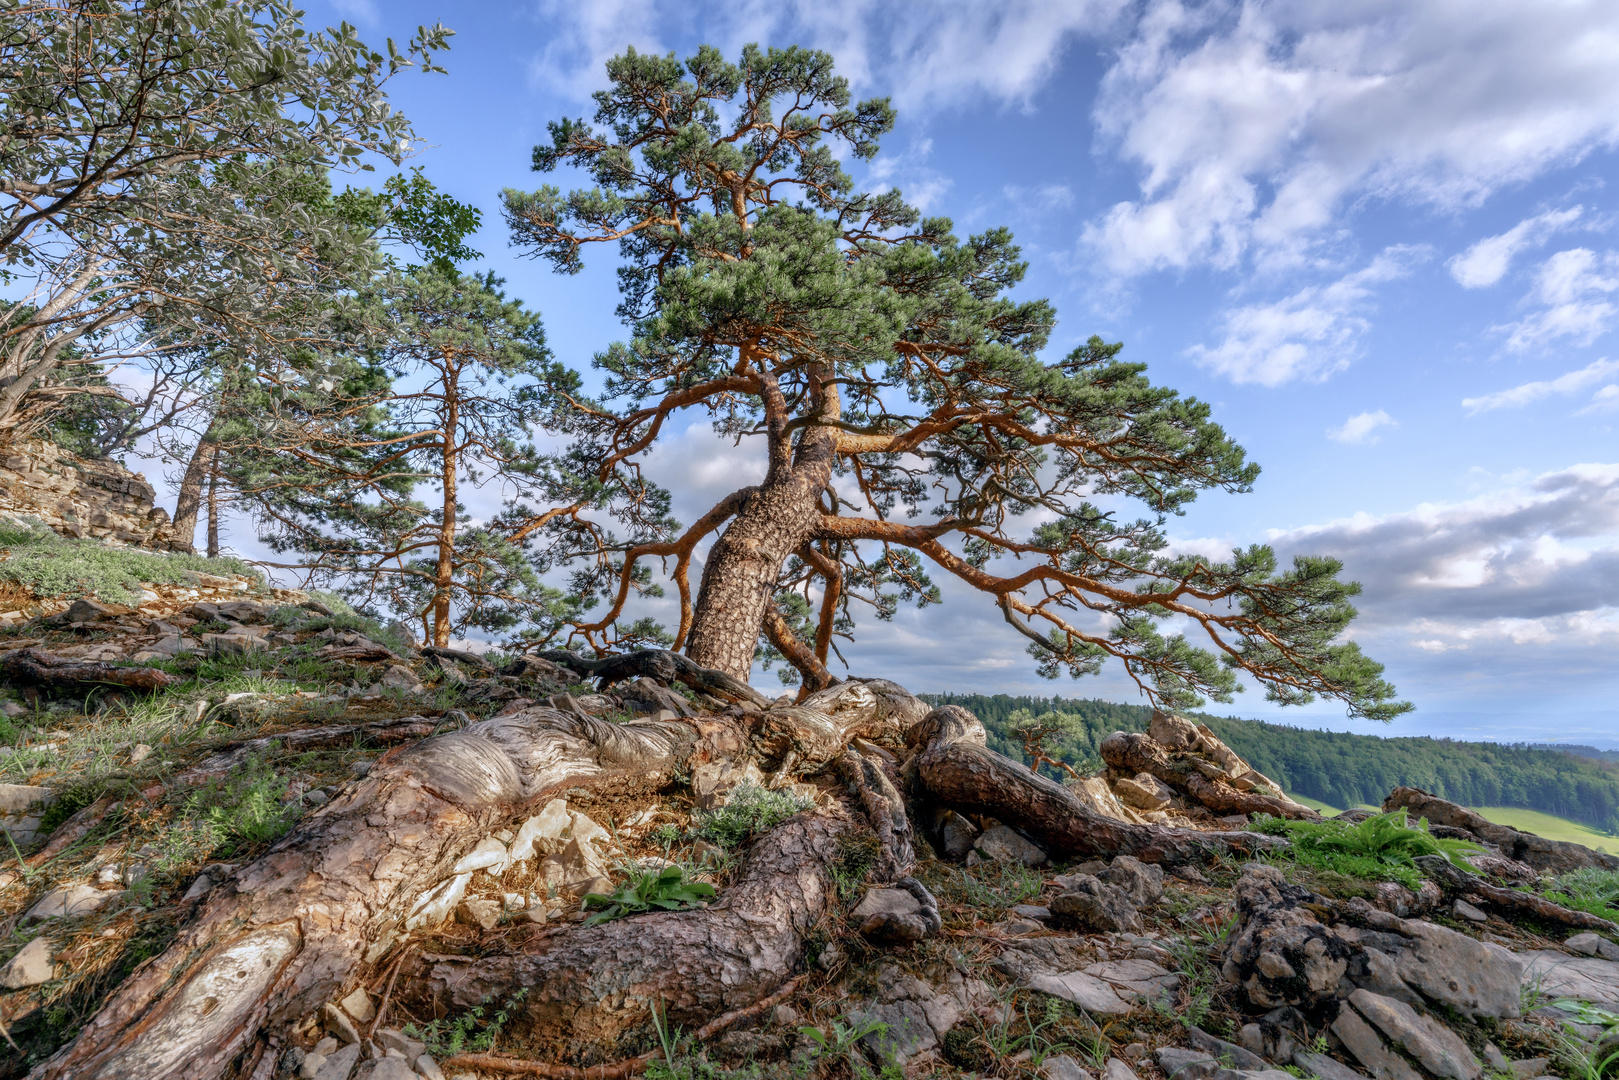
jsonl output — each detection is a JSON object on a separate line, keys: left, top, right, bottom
{"left": 926, "top": 692, "right": 1619, "bottom": 836}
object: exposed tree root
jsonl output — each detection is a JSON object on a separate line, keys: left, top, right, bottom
{"left": 25, "top": 672, "right": 1293, "bottom": 1080}
{"left": 911, "top": 706, "right": 1288, "bottom": 864}
{"left": 1099, "top": 730, "right": 1320, "bottom": 821}
{"left": 1414, "top": 855, "right": 1619, "bottom": 933}
{"left": 539, "top": 648, "right": 772, "bottom": 707}
{"left": 1, "top": 647, "right": 178, "bottom": 693}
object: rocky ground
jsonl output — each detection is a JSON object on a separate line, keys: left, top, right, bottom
{"left": 0, "top": 572, "right": 1616, "bottom": 1080}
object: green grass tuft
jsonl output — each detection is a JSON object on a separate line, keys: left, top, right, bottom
{"left": 0, "top": 518, "right": 260, "bottom": 605}
{"left": 1251, "top": 809, "right": 1484, "bottom": 890}
{"left": 692, "top": 782, "right": 812, "bottom": 849}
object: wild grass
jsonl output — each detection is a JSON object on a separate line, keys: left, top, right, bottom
{"left": 1543, "top": 868, "right": 1619, "bottom": 923}
{"left": 0, "top": 517, "right": 259, "bottom": 605}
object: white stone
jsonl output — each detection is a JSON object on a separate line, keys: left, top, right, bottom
{"left": 1453, "top": 899, "right": 1488, "bottom": 923}
{"left": 0, "top": 936, "right": 56, "bottom": 988}
{"left": 340, "top": 987, "right": 376, "bottom": 1024}
{"left": 450, "top": 836, "right": 509, "bottom": 876}
{"left": 507, "top": 799, "right": 571, "bottom": 862}
{"left": 24, "top": 882, "right": 115, "bottom": 922}
{"left": 323, "top": 1002, "right": 361, "bottom": 1044}
{"left": 404, "top": 873, "right": 472, "bottom": 931}
{"left": 852, "top": 888, "right": 923, "bottom": 921}
{"left": 416, "top": 1056, "right": 447, "bottom": 1080}
{"left": 1043, "top": 1054, "right": 1096, "bottom": 1080}
{"left": 1025, "top": 971, "right": 1132, "bottom": 1015}
{"left": 973, "top": 824, "right": 1048, "bottom": 866}
{"left": 1104, "top": 1058, "right": 1141, "bottom": 1080}
{"left": 311, "top": 1042, "right": 361, "bottom": 1080}
{"left": 1565, "top": 932, "right": 1619, "bottom": 962}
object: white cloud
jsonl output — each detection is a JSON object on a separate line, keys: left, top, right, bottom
{"left": 1577, "top": 383, "right": 1619, "bottom": 415}
{"left": 1086, "top": 1, "right": 1619, "bottom": 277}
{"left": 528, "top": 0, "right": 1125, "bottom": 109}
{"left": 1187, "top": 248, "right": 1421, "bottom": 386}
{"left": 1501, "top": 248, "right": 1619, "bottom": 352}
{"left": 1328, "top": 409, "right": 1396, "bottom": 444}
{"left": 1461, "top": 357, "right": 1619, "bottom": 413}
{"left": 329, "top": 0, "right": 378, "bottom": 23}
{"left": 1448, "top": 207, "right": 1584, "bottom": 289}
{"left": 869, "top": 137, "right": 952, "bottom": 211}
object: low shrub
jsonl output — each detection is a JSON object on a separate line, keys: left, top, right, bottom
{"left": 582, "top": 865, "right": 716, "bottom": 926}
{"left": 692, "top": 782, "right": 812, "bottom": 849}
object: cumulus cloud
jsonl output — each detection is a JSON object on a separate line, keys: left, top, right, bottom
{"left": 1461, "top": 357, "right": 1619, "bottom": 414}
{"left": 1187, "top": 248, "right": 1421, "bottom": 386}
{"left": 1500, "top": 248, "right": 1619, "bottom": 352}
{"left": 1448, "top": 207, "right": 1585, "bottom": 289}
{"left": 1328, "top": 409, "right": 1396, "bottom": 444}
{"left": 1085, "top": 2, "right": 1619, "bottom": 277}
{"left": 528, "top": 0, "right": 1125, "bottom": 109}
{"left": 1269, "top": 463, "right": 1619, "bottom": 632}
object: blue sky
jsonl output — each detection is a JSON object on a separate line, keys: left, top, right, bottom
{"left": 180, "top": 0, "right": 1619, "bottom": 745}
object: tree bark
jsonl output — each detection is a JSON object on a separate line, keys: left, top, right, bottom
{"left": 683, "top": 367, "right": 839, "bottom": 681}
{"left": 206, "top": 461, "right": 222, "bottom": 558}
{"left": 172, "top": 418, "right": 221, "bottom": 553}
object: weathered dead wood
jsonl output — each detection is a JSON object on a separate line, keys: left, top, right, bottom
{"left": 1388, "top": 787, "right": 1619, "bottom": 873}
{"left": 0, "top": 647, "right": 178, "bottom": 692}
{"left": 423, "top": 645, "right": 496, "bottom": 672}
{"left": 20, "top": 795, "right": 116, "bottom": 868}
{"left": 539, "top": 648, "right": 772, "bottom": 708}
{"left": 835, "top": 749, "right": 915, "bottom": 881}
{"left": 314, "top": 643, "right": 398, "bottom": 662}
{"left": 1100, "top": 730, "right": 1319, "bottom": 821}
{"left": 1413, "top": 855, "right": 1619, "bottom": 933}
{"left": 911, "top": 706, "right": 1287, "bottom": 864}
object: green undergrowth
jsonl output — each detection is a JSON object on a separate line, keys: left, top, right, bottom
{"left": 692, "top": 782, "right": 813, "bottom": 849}
{"left": 1543, "top": 868, "right": 1619, "bottom": 924}
{"left": 582, "top": 865, "right": 715, "bottom": 926}
{"left": 406, "top": 989, "right": 528, "bottom": 1058}
{"left": 1249, "top": 809, "right": 1484, "bottom": 890}
{"left": 0, "top": 517, "right": 259, "bottom": 605}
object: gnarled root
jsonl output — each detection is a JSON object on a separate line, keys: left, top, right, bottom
{"left": 1100, "top": 730, "right": 1319, "bottom": 821}
{"left": 909, "top": 706, "right": 1287, "bottom": 864}
{"left": 28, "top": 685, "right": 1292, "bottom": 1080}
{"left": 397, "top": 811, "right": 853, "bottom": 1064}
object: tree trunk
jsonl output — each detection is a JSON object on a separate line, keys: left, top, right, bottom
{"left": 684, "top": 369, "right": 839, "bottom": 681}
{"left": 434, "top": 377, "right": 459, "bottom": 647}
{"left": 28, "top": 671, "right": 1284, "bottom": 1080}
{"left": 206, "top": 463, "right": 222, "bottom": 558}
{"left": 172, "top": 419, "right": 221, "bottom": 553}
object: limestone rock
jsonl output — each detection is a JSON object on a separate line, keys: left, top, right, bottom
{"left": 377, "top": 1027, "right": 426, "bottom": 1059}
{"left": 311, "top": 1043, "right": 361, "bottom": 1080}
{"left": 380, "top": 664, "right": 423, "bottom": 692}
{"left": 0, "top": 936, "right": 56, "bottom": 988}
{"left": 934, "top": 808, "right": 980, "bottom": 860}
{"left": 0, "top": 783, "right": 55, "bottom": 849}
{"left": 416, "top": 1056, "right": 447, "bottom": 1080}
{"left": 852, "top": 888, "right": 921, "bottom": 921}
{"left": 1452, "top": 899, "right": 1487, "bottom": 923}
{"left": 1347, "top": 989, "right": 1481, "bottom": 1080}
{"left": 1519, "top": 951, "right": 1619, "bottom": 1007}
{"left": 339, "top": 987, "right": 375, "bottom": 1024}
{"left": 1098, "top": 855, "right": 1165, "bottom": 907}
{"left": 1104, "top": 1058, "right": 1141, "bottom": 1080}
{"left": 1049, "top": 875, "right": 1143, "bottom": 933}
{"left": 1292, "top": 1050, "right": 1369, "bottom": 1080}
{"left": 973, "top": 823, "right": 1048, "bottom": 866}
{"left": 404, "top": 873, "right": 471, "bottom": 931}
{"left": 1067, "top": 775, "right": 1142, "bottom": 823}
{"left": 1084, "top": 958, "right": 1180, "bottom": 1004}
{"left": 1565, "top": 932, "right": 1619, "bottom": 961}
{"left": 456, "top": 898, "right": 502, "bottom": 930}
{"left": 322, "top": 1001, "right": 361, "bottom": 1044}
{"left": 451, "top": 836, "right": 509, "bottom": 875}
{"left": 1223, "top": 864, "right": 1522, "bottom": 1019}
{"left": 1044, "top": 1054, "right": 1097, "bottom": 1080}
{"left": 1158, "top": 1047, "right": 1220, "bottom": 1080}
{"left": 1330, "top": 1004, "right": 1423, "bottom": 1080}
{"left": 24, "top": 882, "right": 115, "bottom": 922}
{"left": 1116, "top": 773, "right": 1175, "bottom": 811}
{"left": 508, "top": 798, "right": 572, "bottom": 862}
{"left": 357, "top": 1058, "right": 417, "bottom": 1080}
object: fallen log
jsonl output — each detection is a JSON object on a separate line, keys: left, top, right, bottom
{"left": 0, "top": 647, "right": 177, "bottom": 693}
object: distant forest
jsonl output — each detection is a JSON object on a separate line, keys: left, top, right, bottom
{"left": 923, "top": 693, "right": 1619, "bottom": 835}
